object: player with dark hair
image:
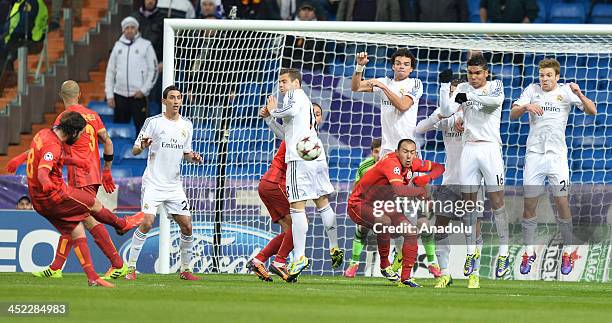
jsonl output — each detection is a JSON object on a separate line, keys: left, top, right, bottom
{"left": 347, "top": 139, "right": 444, "bottom": 287}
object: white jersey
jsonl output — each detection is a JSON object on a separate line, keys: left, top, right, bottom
{"left": 135, "top": 114, "right": 193, "bottom": 190}
{"left": 445, "top": 80, "right": 504, "bottom": 145}
{"left": 374, "top": 76, "right": 423, "bottom": 152}
{"left": 513, "top": 83, "right": 584, "bottom": 155}
{"left": 415, "top": 83, "right": 463, "bottom": 185}
{"left": 271, "top": 89, "right": 326, "bottom": 162}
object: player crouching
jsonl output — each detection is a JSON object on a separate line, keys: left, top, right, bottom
{"left": 347, "top": 139, "right": 444, "bottom": 287}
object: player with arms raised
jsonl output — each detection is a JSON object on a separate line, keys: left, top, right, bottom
{"left": 511, "top": 58, "right": 596, "bottom": 275}
{"left": 267, "top": 68, "right": 343, "bottom": 281}
{"left": 441, "top": 54, "right": 511, "bottom": 279}
{"left": 126, "top": 85, "right": 203, "bottom": 281}
{"left": 347, "top": 139, "right": 444, "bottom": 287}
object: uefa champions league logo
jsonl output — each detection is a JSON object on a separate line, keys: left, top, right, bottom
{"left": 119, "top": 223, "right": 275, "bottom": 274}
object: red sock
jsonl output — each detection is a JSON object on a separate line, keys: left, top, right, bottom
{"left": 255, "top": 232, "right": 284, "bottom": 263}
{"left": 377, "top": 233, "right": 391, "bottom": 269}
{"left": 92, "top": 207, "right": 126, "bottom": 229}
{"left": 275, "top": 229, "right": 293, "bottom": 264}
{"left": 400, "top": 236, "right": 418, "bottom": 281}
{"left": 89, "top": 224, "right": 123, "bottom": 268}
{"left": 72, "top": 238, "right": 99, "bottom": 281}
{"left": 49, "top": 234, "right": 72, "bottom": 271}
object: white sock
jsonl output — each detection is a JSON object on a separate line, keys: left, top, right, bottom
{"left": 493, "top": 207, "right": 509, "bottom": 256}
{"left": 463, "top": 211, "right": 477, "bottom": 254}
{"left": 435, "top": 232, "right": 450, "bottom": 273}
{"left": 180, "top": 233, "right": 194, "bottom": 272}
{"left": 558, "top": 217, "right": 574, "bottom": 250}
{"left": 474, "top": 235, "right": 483, "bottom": 274}
{"left": 318, "top": 204, "right": 339, "bottom": 250}
{"left": 290, "top": 208, "right": 308, "bottom": 260}
{"left": 522, "top": 217, "right": 537, "bottom": 255}
{"left": 128, "top": 228, "right": 147, "bottom": 268}
{"left": 393, "top": 236, "right": 404, "bottom": 257}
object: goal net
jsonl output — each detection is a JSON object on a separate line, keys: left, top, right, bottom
{"left": 160, "top": 20, "right": 612, "bottom": 280}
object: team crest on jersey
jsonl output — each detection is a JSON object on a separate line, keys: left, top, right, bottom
{"left": 393, "top": 167, "right": 401, "bottom": 175}
{"left": 181, "top": 129, "right": 187, "bottom": 138}
{"left": 556, "top": 95, "right": 563, "bottom": 102}
{"left": 405, "top": 169, "right": 413, "bottom": 180}
{"left": 144, "top": 203, "right": 149, "bottom": 209}
{"left": 43, "top": 152, "right": 54, "bottom": 161}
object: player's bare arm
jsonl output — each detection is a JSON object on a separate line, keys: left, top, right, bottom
{"left": 351, "top": 52, "right": 374, "bottom": 92}
{"left": 568, "top": 82, "right": 597, "bottom": 115}
{"left": 132, "top": 137, "right": 152, "bottom": 156}
{"left": 510, "top": 103, "right": 544, "bottom": 119}
{"left": 370, "top": 79, "right": 414, "bottom": 112}
{"left": 97, "top": 129, "right": 114, "bottom": 169}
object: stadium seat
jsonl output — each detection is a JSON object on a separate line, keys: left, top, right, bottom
{"left": 467, "top": 0, "right": 481, "bottom": 22}
{"left": 111, "top": 166, "right": 133, "bottom": 178}
{"left": 106, "top": 123, "right": 136, "bottom": 140}
{"left": 535, "top": 0, "right": 547, "bottom": 23}
{"left": 549, "top": 3, "right": 586, "bottom": 23}
{"left": 87, "top": 101, "right": 114, "bottom": 124}
{"left": 590, "top": 4, "right": 612, "bottom": 23}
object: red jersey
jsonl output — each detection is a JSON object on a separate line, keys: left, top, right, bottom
{"left": 349, "top": 152, "right": 408, "bottom": 205}
{"left": 26, "top": 129, "right": 67, "bottom": 203}
{"left": 54, "top": 104, "right": 106, "bottom": 187}
{"left": 261, "top": 141, "right": 287, "bottom": 184}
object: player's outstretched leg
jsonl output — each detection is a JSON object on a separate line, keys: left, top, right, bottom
{"left": 89, "top": 201, "right": 145, "bottom": 235}
{"left": 32, "top": 233, "right": 70, "bottom": 278}
{"left": 70, "top": 223, "right": 114, "bottom": 288}
{"left": 247, "top": 232, "right": 283, "bottom": 282}
{"left": 268, "top": 217, "right": 294, "bottom": 282}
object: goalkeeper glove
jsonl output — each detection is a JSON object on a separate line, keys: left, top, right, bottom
{"left": 102, "top": 169, "right": 116, "bottom": 193}
{"left": 412, "top": 175, "right": 431, "bottom": 187}
{"left": 455, "top": 93, "right": 468, "bottom": 104}
{"left": 7, "top": 151, "right": 28, "bottom": 173}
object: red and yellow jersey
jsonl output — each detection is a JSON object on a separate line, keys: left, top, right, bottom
{"left": 349, "top": 152, "right": 409, "bottom": 205}
{"left": 260, "top": 141, "right": 287, "bottom": 184}
{"left": 26, "top": 129, "right": 67, "bottom": 202}
{"left": 54, "top": 104, "right": 106, "bottom": 187}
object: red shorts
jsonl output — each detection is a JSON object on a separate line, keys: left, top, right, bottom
{"left": 258, "top": 179, "right": 289, "bottom": 223}
{"left": 78, "top": 184, "right": 100, "bottom": 197}
{"left": 347, "top": 200, "right": 410, "bottom": 231}
{"left": 33, "top": 186, "right": 96, "bottom": 235}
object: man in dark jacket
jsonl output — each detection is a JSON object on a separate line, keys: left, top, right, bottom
{"left": 480, "top": 0, "right": 538, "bottom": 23}
{"left": 131, "top": 0, "right": 164, "bottom": 116}
{"left": 414, "top": 0, "right": 468, "bottom": 22}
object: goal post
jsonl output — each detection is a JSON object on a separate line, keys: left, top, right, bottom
{"left": 159, "top": 19, "right": 612, "bottom": 279}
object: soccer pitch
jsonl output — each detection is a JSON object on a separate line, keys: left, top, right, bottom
{"left": 1, "top": 273, "right": 611, "bottom": 322}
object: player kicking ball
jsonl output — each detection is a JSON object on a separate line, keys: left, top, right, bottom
{"left": 267, "top": 68, "right": 344, "bottom": 282}
{"left": 511, "top": 58, "right": 596, "bottom": 275}
{"left": 24, "top": 111, "right": 144, "bottom": 287}
{"left": 125, "top": 86, "right": 203, "bottom": 281}
{"left": 347, "top": 139, "right": 444, "bottom": 287}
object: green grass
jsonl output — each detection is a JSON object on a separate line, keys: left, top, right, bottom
{"left": 0, "top": 273, "right": 611, "bottom": 323}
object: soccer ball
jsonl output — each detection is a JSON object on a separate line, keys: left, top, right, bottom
{"left": 296, "top": 135, "right": 322, "bottom": 161}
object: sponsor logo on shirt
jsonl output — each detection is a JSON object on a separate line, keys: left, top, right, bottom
{"left": 161, "top": 138, "right": 185, "bottom": 150}
{"left": 541, "top": 102, "right": 561, "bottom": 113}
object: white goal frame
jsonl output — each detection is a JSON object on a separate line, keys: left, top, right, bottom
{"left": 159, "top": 19, "right": 612, "bottom": 274}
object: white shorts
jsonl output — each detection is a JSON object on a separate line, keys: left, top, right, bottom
{"left": 286, "top": 159, "right": 334, "bottom": 203}
{"left": 460, "top": 142, "right": 505, "bottom": 193}
{"left": 523, "top": 152, "right": 570, "bottom": 198}
{"left": 433, "top": 184, "right": 484, "bottom": 219}
{"left": 141, "top": 183, "right": 191, "bottom": 217}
